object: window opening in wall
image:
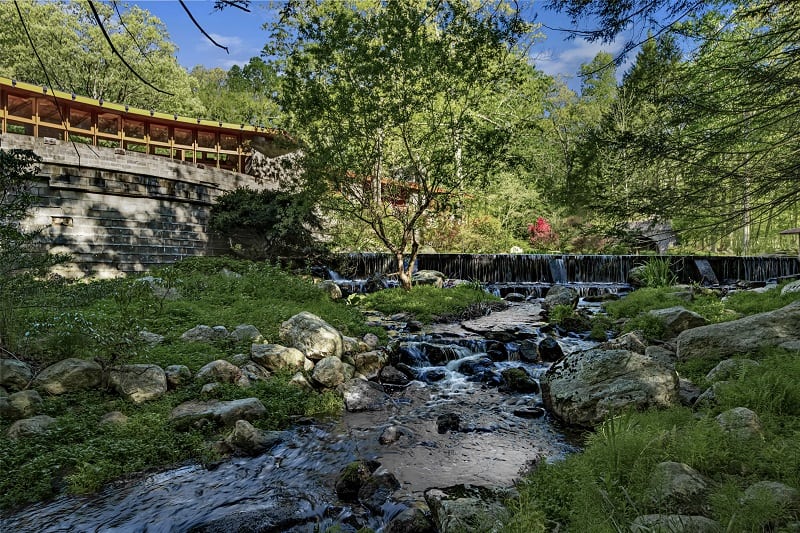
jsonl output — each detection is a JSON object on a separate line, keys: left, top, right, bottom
{"left": 69, "top": 108, "right": 92, "bottom": 131}
{"left": 150, "top": 124, "right": 168, "bottom": 143}
{"left": 98, "top": 113, "right": 119, "bottom": 135}
{"left": 38, "top": 99, "right": 61, "bottom": 125}
{"left": 123, "top": 119, "right": 145, "bottom": 139}
{"left": 8, "top": 95, "right": 33, "bottom": 119}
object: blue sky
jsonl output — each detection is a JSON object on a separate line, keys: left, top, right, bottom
{"left": 138, "top": 1, "right": 633, "bottom": 89}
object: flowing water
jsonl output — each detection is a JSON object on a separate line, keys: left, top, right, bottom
{"left": 1, "top": 303, "right": 592, "bottom": 533}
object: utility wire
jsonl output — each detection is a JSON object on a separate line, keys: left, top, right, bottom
{"left": 86, "top": 0, "right": 173, "bottom": 95}
{"left": 179, "top": 0, "right": 230, "bottom": 53}
{"left": 12, "top": 0, "right": 83, "bottom": 165}
{"left": 111, "top": 0, "right": 157, "bottom": 69}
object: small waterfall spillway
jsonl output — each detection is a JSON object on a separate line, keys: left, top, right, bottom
{"left": 334, "top": 253, "right": 800, "bottom": 296}
{"left": 1, "top": 302, "right": 593, "bottom": 532}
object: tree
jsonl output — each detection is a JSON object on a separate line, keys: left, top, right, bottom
{"left": 549, "top": 0, "right": 800, "bottom": 252}
{"left": 0, "top": 0, "right": 203, "bottom": 115}
{"left": 266, "top": 0, "right": 532, "bottom": 289}
{"left": 191, "top": 57, "right": 281, "bottom": 125}
{"left": 0, "top": 149, "right": 66, "bottom": 347}
{"left": 209, "top": 187, "right": 324, "bottom": 261}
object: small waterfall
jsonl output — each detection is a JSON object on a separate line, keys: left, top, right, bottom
{"left": 339, "top": 253, "right": 800, "bottom": 285}
{"left": 549, "top": 258, "right": 567, "bottom": 283}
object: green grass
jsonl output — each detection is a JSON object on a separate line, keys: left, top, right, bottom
{"left": 0, "top": 374, "right": 342, "bottom": 510}
{"left": 603, "top": 286, "right": 725, "bottom": 322}
{"left": 504, "top": 351, "right": 800, "bottom": 532}
{"left": 357, "top": 283, "right": 501, "bottom": 323}
{"left": 0, "top": 258, "right": 360, "bottom": 510}
{"left": 7, "top": 257, "right": 382, "bottom": 371}
{"left": 723, "top": 283, "right": 800, "bottom": 316}
{"left": 639, "top": 257, "right": 678, "bottom": 288}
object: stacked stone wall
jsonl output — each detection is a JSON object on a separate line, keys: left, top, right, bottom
{"left": 1, "top": 133, "right": 285, "bottom": 277}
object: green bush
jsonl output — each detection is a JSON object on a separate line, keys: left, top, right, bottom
{"left": 209, "top": 187, "right": 325, "bottom": 261}
{"left": 548, "top": 304, "right": 576, "bottom": 325}
{"left": 622, "top": 312, "right": 665, "bottom": 341}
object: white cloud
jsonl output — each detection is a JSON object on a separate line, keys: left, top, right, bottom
{"left": 206, "top": 33, "right": 244, "bottom": 49}
{"left": 535, "top": 37, "right": 626, "bottom": 81}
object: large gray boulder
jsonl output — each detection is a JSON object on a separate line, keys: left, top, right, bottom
{"left": 170, "top": 398, "right": 267, "bottom": 430}
{"left": 0, "top": 390, "right": 42, "bottom": 420}
{"left": 138, "top": 330, "right": 165, "bottom": 347}
{"left": 250, "top": 343, "right": 310, "bottom": 372}
{"left": 705, "top": 358, "right": 760, "bottom": 382}
{"left": 424, "top": 485, "right": 515, "bottom": 533}
{"left": 740, "top": 481, "right": 799, "bottom": 511}
{"left": 648, "top": 307, "right": 708, "bottom": 339}
{"left": 279, "top": 312, "right": 343, "bottom": 360}
{"left": 229, "top": 324, "right": 262, "bottom": 343}
{"left": 649, "top": 462, "right": 710, "bottom": 513}
{"left": 196, "top": 360, "right": 242, "bottom": 384}
{"left": 384, "top": 504, "right": 436, "bottom": 533}
{"left": 222, "top": 419, "right": 284, "bottom": 456}
{"left": 543, "top": 284, "right": 579, "bottom": 310}
{"left": 780, "top": 279, "right": 800, "bottom": 295}
{"left": 164, "top": 365, "right": 192, "bottom": 389}
{"left": 180, "top": 325, "right": 228, "bottom": 343}
{"left": 33, "top": 358, "right": 102, "bottom": 395}
{"left": 7, "top": 415, "right": 57, "bottom": 439}
{"left": 412, "top": 270, "right": 445, "bottom": 288}
{"left": 715, "top": 407, "right": 762, "bottom": 439}
{"left": 312, "top": 356, "right": 346, "bottom": 388}
{"left": 352, "top": 350, "right": 388, "bottom": 379}
{"left": 107, "top": 364, "right": 168, "bottom": 403}
{"left": 676, "top": 300, "right": 800, "bottom": 361}
{"left": 342, "top": 378, "right": 390, "bottom": 412}
{"left": 0, "top": 359, "right": 33, "bottom": 391}
{"left": 318, "top": 280, "right": 343, "bottom": 300}
{"left": 541, "top": 348, "right": 679, "bottom": 427}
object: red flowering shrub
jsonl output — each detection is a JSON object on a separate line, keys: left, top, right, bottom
{"left": 527, "top": 217, "right": 557, "bottom": 247}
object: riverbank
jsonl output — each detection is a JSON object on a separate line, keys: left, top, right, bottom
{"left": 2, "top": 261, "right": 799, "bottom": 531}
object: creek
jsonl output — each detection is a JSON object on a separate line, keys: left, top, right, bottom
{"left": 1, "top": 302, "right": 593, "bottom": 533}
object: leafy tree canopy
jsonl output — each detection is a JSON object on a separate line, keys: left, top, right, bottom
{"left": 0, "top": 0, "right": 204, "bottom": 115}
{"left": 266, "top": 0, "right": 535, "bottom": 288}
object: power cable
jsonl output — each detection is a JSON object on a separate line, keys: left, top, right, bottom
{"left": 178, "top": 0, "right": 230, "bottom": 53}
{"left": 86, "top": 0, "right": 173, "bottom": 95}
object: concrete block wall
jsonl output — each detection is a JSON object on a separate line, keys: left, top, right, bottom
{"left": 1, "top": 133, "right": 287, "bottom": 277}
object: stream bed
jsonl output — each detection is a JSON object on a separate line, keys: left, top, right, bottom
{"left": 1, "top": 302, "right": 593, "bottom": 532}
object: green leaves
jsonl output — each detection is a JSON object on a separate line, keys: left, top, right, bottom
{"left": 266, "top": 0, "right": 533, "bottom": 285}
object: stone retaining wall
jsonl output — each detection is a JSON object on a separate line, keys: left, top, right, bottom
{"left": 1, "top": 133, "right": 286, "bottom": 277}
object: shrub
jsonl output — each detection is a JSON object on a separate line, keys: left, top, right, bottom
{"left": 0, "top": 149, "right": 67, "bottom": 349}
{"left": 622, "top": 313, "right": 666, "bottom": 341}
{"left": 547, "top": 304, "right": 575, "bottom": 325}
{"left": 209, "top": 187, "right": 326, "bottom": 261}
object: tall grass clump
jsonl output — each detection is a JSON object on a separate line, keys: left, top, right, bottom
{"left": 639, "top": 257, "right": 678, "bottom": 288}
{"left": 505, "top": 354, "right": 800, "bottom": 532}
